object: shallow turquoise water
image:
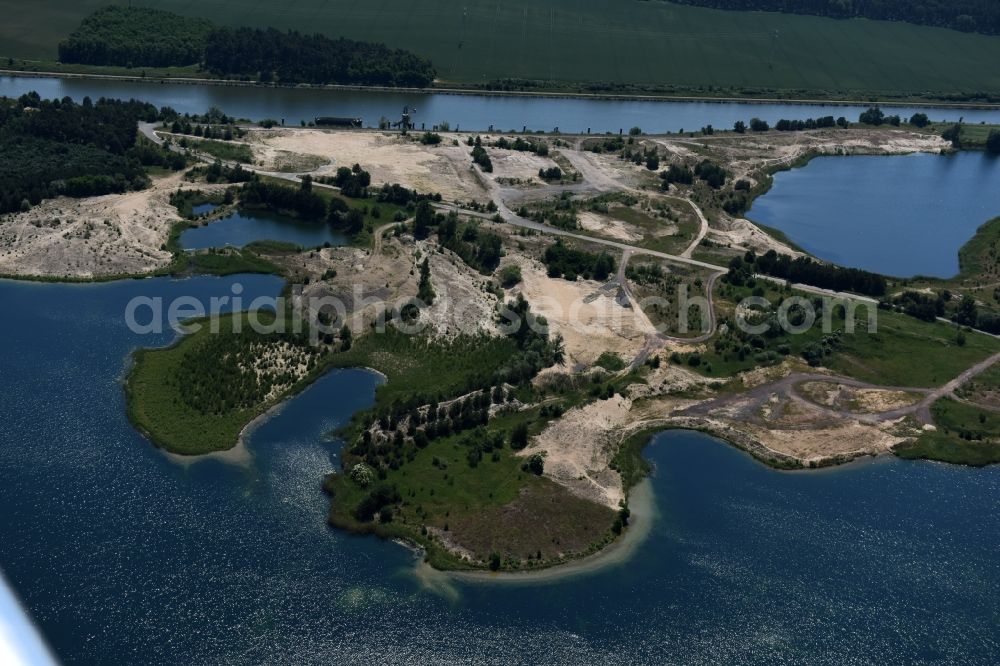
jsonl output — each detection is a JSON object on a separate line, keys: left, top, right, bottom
{"left": 0, "top": 276, "right": 998, "bottom": 664}
{"left": 746, "top": 151, "right": 1000, "bottom": 278}
{"left": 179, "top": 209, "right": 347, "bottom": 250}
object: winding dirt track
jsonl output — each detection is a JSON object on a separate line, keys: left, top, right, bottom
{"left": 681, "top": 349, "right": 1000, "bottom": 425}
{"left": 371, "top": 221, "right": 403, "bottom": 255}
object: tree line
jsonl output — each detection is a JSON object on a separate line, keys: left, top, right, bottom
{"left": 727, "top": 249, "right": 888, "bottom": 297}
{"left": 668, "top": 0, "right": 1000, "bottom": 35}
{"left": 491, "top": 136, "right": 550, "bottom": 156}
{"left": 0, "top": 93, "right": 179, "bottom": 214}
{"left": 203, "top": 27, "right": 436, "bottom": 87}
{"left": 436, "top": 212, "right": 503, "bottom": 274}
{"left": 774, "top": 116, "right": 842, "bottom": 131}
{"left": 239, "top": 177, "right": 327, "bottom": 220}
{"left": 411, "top": 202, "right": 503, "bottom": 275}
{"left": 58, "top": 6, "right": 212, "bottom": 67}
{"left": 374, "top": 183, "right": 442, "bottom": 206}
{"left": 322, "top": 164, "right": 372, "bottom": 198}
{"left": 171, "top": 322, "right": 322, "bottom": 417}
{"left": 58, "top": 7, "right": 436, "bottom": 87}
{"left": 989, "top": 130, "right": 1000, "bottom": 154}
{"left": 888, "top": 289, "right": 1000, "bottom": 335}
{"left": 469, "top": 136, "right": 494, "bottom": 172}
{"left": 543, "top": 240, "right": 617, "bottom": 282}
{"left": 345, "top": 300, "right": 564, "bottom": 501}
{"left": 731, "top": 109, "right": 935, "bottom": 133}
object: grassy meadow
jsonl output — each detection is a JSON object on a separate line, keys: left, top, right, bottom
{"left": 825, "top": 310, "right": 1000, "bottom": 388}
{"left": 895, "top": 398, "right": 1000, "bottom": 465}
{"left": 5, "top": 1, "right": 1000, "bottom": 97}
{"left": 692, "top": 281, "right": 1000, "bottom": 387}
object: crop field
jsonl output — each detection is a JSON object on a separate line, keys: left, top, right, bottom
{"left": 5, "top": 0, "right": 1000, "bottom": 96}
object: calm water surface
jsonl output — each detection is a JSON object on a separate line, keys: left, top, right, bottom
{"left": 0, "top": 276, "right": 998, "bottom": 664}
{"left": 4, "top": 75, "right": 1000, "bottom": 132}
{"left": 747, "top": 151, "right": 1000, "bottom": 277}
{"left": 179, "top": 209, "right": 347, "bottom": 250}
{"left": 190, "top": 202, "right": 218, "bottom": 216}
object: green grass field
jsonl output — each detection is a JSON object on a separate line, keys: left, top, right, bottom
{"left": 826, "top": 311, "right": 1000, "bottom": 387}
{"left": 5, "top": 1, "right": 1000, "bottom": 96}
{"left": 696, "top": 281, "right": 1000, "bottom": 387}
{"left": 325, "top": 404, "right": 619, "bottom": 569}
{"left": 895, "top": 398, "right": 1000, "bottom": 465}
{"left": 957, "top": 216, "right": 1000, "bottom": 281}
{"left": 928, "top": 123, "right": 1000, "bottom": 150}
{"left": 187, "top": 138, "right": 253, "bottom": 163}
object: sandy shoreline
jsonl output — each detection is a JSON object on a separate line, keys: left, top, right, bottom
{"left": 158, "top": 402, "right": 274, "bottom": 469}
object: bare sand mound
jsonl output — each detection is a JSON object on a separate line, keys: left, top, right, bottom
{"left": 0, "top": 172, "right": 188, "bottom": 278}
{"left": 523, "top": 394, "right": 634, "bottom": 510}
{"left": 746, "top": 421, "right": 904, "bottom": 462}
{"left": 514, "top": 259, "right": 655, "bottom": 367}
{"left": 421, "top": 246, "right": 503, "bottom": 338}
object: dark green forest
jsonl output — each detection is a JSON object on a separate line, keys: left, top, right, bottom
{"left": 57, "top": 6, "right": 212, "bottom": 67}
{"left": 240, "top": 178, "right": 328, "bottom": 220}
{"left": 726, "top": 249, "right": 888, "bottom": 296}
{"left": 203, "top": 27, "right": 436, "bottom": 87}
{"left": 668, "top": 0, "right": 1000, "bottom": 35}
{"left": 543, "top": 241, "right": 617, "bottom": 282}
{"left": 56, "top": 6, "right": 436, "bottom": 87}
{"left": 0, "top": 92, "right": 179, "bottom": 214}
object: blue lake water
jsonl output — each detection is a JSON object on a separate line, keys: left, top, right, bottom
{"left": 4, "top": 75, "right": 1000, "bottom": 132}
{"left": 1, "top": 276, "right": 998, "bottom": 663}
{"left": 179, "top": 209, "right": 347, "bottom": 250}
{"left": 190, "top": 202, "right": 218, "bottom": 216}
{"left": 746, "top": 151, "right": 1000, "bottom": 278}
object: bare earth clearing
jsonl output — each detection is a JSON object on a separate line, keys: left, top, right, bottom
{"left": 249, "top": 130, "right": 487, "bottom": 202}
{"left": 0, "top": 170, "right": 189, "bottom": 278}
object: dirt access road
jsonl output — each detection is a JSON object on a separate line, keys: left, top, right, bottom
{"left": 681, "top": 350, "right": 1000, "bottom": 426}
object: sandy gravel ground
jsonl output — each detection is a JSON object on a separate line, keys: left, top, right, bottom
{"left": 523, "top": 393, "right": 634, "bottom": 509}
{"left": 577, "top": 211, "right": 642, "bottom": 242}
{"left": 799, "top": 381, "right": 923, "bottom": 413}
{"left": 1, "top": 125, "right": 963, "bottom": 490}
{"left": 276, "top": 235, "right": 502, "bottom": 339}
{"left": 488, "top": 148, "right": 559, "bottom": 182}
{"left": 710, "top": 216, "right": 802, "bottom": 256}
{"left": 512, "top": 257, "right": 656, "bottom": 367}
{"left": 743, "top": 421, "right": 904, "bottom": 462}
{"left": 249, "top": 129, "right": 487, "bottom": 202}
{"left": 283, "top": 240, "right": 419, "bottom": 334}
{"left": 699, "top": 128, "right": 949, "bottom": 184}
{"left": 0, "top": 171, "right": 187, "bottom": 278}
{"left": 421, "top": 246, "right": 503, "bottom": 338}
